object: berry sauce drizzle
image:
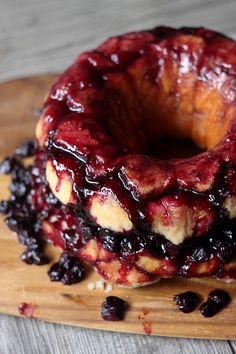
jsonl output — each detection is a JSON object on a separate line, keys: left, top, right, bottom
{"left": 2, "top": 26, "right": 236, "bottom": 288}
{"left": 1, "top": 136, "right": 236, "bottom": 286}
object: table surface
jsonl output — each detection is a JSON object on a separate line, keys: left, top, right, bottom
{"left": 1, "top": 0, "right": 236, "bottom": 353}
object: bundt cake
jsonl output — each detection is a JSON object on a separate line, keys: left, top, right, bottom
{"left": 3, "top": 26, "right": 236, "bottom": 287}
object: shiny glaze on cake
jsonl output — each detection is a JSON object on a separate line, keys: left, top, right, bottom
{"left": 6, "top": 27, "right": 236, "bottom": 287}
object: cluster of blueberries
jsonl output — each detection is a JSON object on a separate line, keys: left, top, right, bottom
{"left": 0, "top": 139, "right": 85, "bottom": 285}
{"left": 174, "top": 289, "right": 231, "bottom": 317}
{"left": 0, "top": 139, "right": 232, "bottom": 321}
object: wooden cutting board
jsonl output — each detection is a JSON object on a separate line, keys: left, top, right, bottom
{"left": 0, "top": 75, "right": 236, "bottom": 339}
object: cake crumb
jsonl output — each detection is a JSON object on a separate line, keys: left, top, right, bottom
{"left": 87, "top": 282, "right": 95, "bottom": 290}
{"left": 104, "top": 283, "right": 113, "bottom": 293}
{"left": 96, "top": 279, "right": 105, "bottom": 290}
{"left": 87, "top": 280, "right": 113, "bottom": 292}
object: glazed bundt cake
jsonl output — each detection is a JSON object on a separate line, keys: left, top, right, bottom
{"left": 3, "top": 26, "right": 236, "bottom": 287}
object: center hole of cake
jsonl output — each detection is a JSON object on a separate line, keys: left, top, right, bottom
{"left": 146, "top": 138, "right": 205, "bottom": 160}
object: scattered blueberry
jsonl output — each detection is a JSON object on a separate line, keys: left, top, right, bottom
{"left": 174, "top": 291, "right": 199, "bottom": 313}
{"left": 61, "top": 268, "right": 83, "bottom": 285}
{"left": 1, "top": 153, "right": 48, "bottom": 266}
{"left": 9, "top": 181, "right": 27, "bottom": 198}
{"left": 200, "top": 300, "right": 218, "bottom": 317}
{"left": 15, "top": 140, "right": 37, "bottom": 157}
{"left": 48, "top": 253, "right": 85, "bottom": 285}
{"left": 0, "top": 156, "right": 21, "bottom": 174}
{"left": 24, "top": 235, "right": 42, "bottom": 250}
{"left": 101, "top": 296, "right": 128, "bottom": 321}
{"left": 12, "top": 167, "right": 32, "bottom": 187}
{"left": 21, "top": 249, "right": 48, "bottom": 265}
{"left": 200, "top": 289, "right": 231, "bottom": 317}
{"left": 0, "top": 200, "right": 11, "bottom": 214}
{"left": 47, "top": 263, "right": 63, "bottom": 281}
{"left": 208, "top": 288, "right": 231, "bottom": 306}
{"left": 5, "top": 216, "right": 21, "bottom": 232}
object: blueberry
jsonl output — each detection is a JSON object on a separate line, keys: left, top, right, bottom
{"left": 58, "top": 252, "right": 71, "bottom": 268}
{"left": 101, "top": 230, "right": 120, "bottom": 253}
{"left": 120, "top": 235, "right": 145, "bottom": 255}
{"left": 81, "top": 225, "right": 94, "bottom": 241}
{"left": 60, "top": 253, "right": 85, "bottom": 284}
{"left": 147, "top": 235, "right": 177, "bottom": 259}
{"left": 21, "top": 249, "right": 48, "bottom": 265}
{"left": 17, "top": 230, "right": 32, "bottom": 246}
{"left": 120, "top": 237, "right": 136, "bottom": 254}
{"left": 25, "top": 236, "right": 41, "bottom": 250}
{"left": 200, "top": 288, "right": 231, "bottom": 317}
{"left": 208, "top": 289, "right": 231, "bottom": 307}
{"left": 0, "top": 200, "right": 11, "bottom": 214}
{"left": 223, "top": 228, "right": 235, "bottom": 241}
{"left": 5, "top": 213, "right": 33, "bottom": 233}
{"left": 9, "top": 182, "right": 27, "bottom": 198}
{"left": 77, "top": 214, "right": 97, "bottom": 242}
{"left": 200, "top": 300, "right": 218, "bottom": 317}
{"left": 48, "top": 253, "right": 85, "bottom": 284}
{"left": 21, "top": 250, "right": 35, "bottom": 265}
{"left": 162, "top": 241, "right": 179, "bottom": 260}
{"left": 61, "top": 266, "right": 84, "bottom": 285}
{"left": 212, "top": 240, "right": 234, "bottom": 263}
{"left": 45, "top": 192, "right": 59, "bottom": 205}
{"left": 190, "top": 247, "right": 209, "bottom": 262}
{"left": 101, "top": 296, "right": 128, "bottom": 321}
{"left": 48, "top": 263, "right": 64, "bottom": 281}
{"left": 33, "top": 221, "right": 41, "bottom": 234}
{"left": 12, "top": 167, "right": 32, "bottom": 186}
{"left": 0, "top": 156, "right": 21, "bottom": 174}
{"left": 222, "top": 221, "right": 236, "bottom": 243}
{"left": 78, "top": 218, "right": 95, "bottom": 242}
{"left": 64, "top": 231, "right": 81, "bottom": 251}
{"left": 174, "top": 291, "right": 199, "bottom": 313}
{"left": 5, "top": 216, "right": 21, "bottom": 232}
{"left": 147, "top": 235, "right": 165, "bottom": 258}
{"left": 15, "top": 140, "right": 37, "bottom": 157}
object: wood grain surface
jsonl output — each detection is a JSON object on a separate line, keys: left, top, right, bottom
{"left": 1, "top": 1, "right": 236, "bottom": 353}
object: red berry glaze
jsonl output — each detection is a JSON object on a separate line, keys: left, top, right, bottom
{"left": 3, "top": 27, "right": 236, "bottom": 287}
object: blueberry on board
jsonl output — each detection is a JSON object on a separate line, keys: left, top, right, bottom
{"left": 48, "top": 253, "right": 85, "bottom": 284}
{"left": 101, "top": 296, "right": 128, "bottom": 321}
{"left": 174, "top": 291, "right": 199, "bottom": 313}
{"left": 200, "top": 289, "right": 231, "bottom": 317}
{"left": 15, "top": 140, "right": 37, "bottom": 157}
{"left": 0, "top": 156, "right": 21, "bottom": 174}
